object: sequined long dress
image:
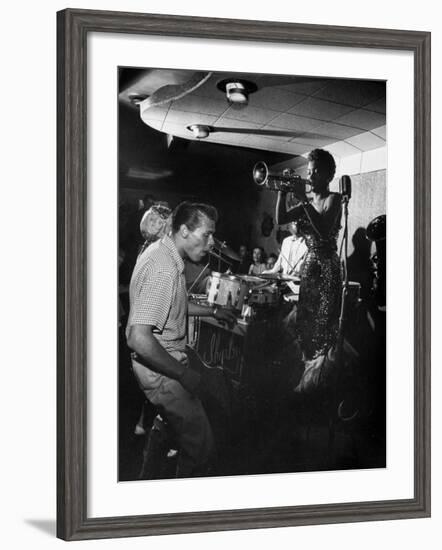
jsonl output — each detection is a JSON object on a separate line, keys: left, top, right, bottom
{"left": 296, "top": 204, "right": 342, "bottom": 360}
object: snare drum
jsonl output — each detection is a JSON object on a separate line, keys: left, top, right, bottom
{"left": 206, "top": 272, "right": 248, "bottom": 311}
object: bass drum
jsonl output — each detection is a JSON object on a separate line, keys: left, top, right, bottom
{"left": 206, "top": 272, "right": 248, "bottom": 311}
{"left": 249, "top": 285, "right": 280, "bottom": 307}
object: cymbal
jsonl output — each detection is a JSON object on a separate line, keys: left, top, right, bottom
{"left": 213, "top": 238, "right": 240, "bottom": 261}
{"left": 258, "top": 273, "right": 300, "bottom": 283}
{"left": 238, "top": 275, "right": 266, "bottom": 285}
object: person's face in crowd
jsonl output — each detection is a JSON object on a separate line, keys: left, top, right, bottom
{"left": 183, "top": 214, "right": 216, "bottom": 263}
{"left": 266, "top": 256, "right": 276, "bottom": 270}
{"left": 252, "top": 248, "right": 262, "bottom": 263}
{"left": 288, "top": 221, "right": 299, "bottom": 237}
{"left": 239, "top": 245, "right": 247, "bottom": 259}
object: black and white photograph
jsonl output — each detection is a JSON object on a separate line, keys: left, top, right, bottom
{"left": 117, "top": 67, "right": 387, "bottom": 482}
{"left": 2, "top": 0, "right": 438, "bottom": 545}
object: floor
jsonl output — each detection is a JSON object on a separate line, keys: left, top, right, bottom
{"left": 118, "top": 339, "right": 386, "bottom": 481}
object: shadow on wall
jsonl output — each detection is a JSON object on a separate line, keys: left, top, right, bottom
{"left": 347, "top": 227, "right": 373, "bottom": 300}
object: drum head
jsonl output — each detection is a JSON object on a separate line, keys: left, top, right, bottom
{"left": 239, "top": 275, "right": 265, "bottom": 285}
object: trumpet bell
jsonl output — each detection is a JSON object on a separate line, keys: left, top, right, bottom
{"left": 253, "top": 161, "right": 269, "bottom": 186}
{"left": 252, "top": 160, "right": 310, "bottom": 194}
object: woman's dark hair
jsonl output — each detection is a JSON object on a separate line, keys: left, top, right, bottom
{"left": 307, "top": 148, "right": 336, "bottom": 183}
{"left": 252, "top": 246, "right": 265, "bottom": 261}
{"left": 171, "top": 201, "right": 218, "bottom": 233}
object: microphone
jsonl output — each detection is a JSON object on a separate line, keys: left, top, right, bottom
{"left": 339, "top": 175, "right": 352, "bottom": 199}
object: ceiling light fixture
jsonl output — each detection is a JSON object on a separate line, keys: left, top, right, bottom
{"left": 216, "top": 78, "right": 258, "bottom": 107}
{"left": 128, "top": 93, "right": 149, "bottom": 106}
{"left": 186, "top": 124, "right": 212, "bottom": 139}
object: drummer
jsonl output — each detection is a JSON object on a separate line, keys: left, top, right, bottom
{"left": 262, "top": 221, "right": 307, "bottom": 278}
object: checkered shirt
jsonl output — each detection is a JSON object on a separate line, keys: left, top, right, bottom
{"left": 127, "top": 235, "right": 188, "bottom": 362}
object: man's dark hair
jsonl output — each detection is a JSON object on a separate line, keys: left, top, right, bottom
{"left": 307, "top": 148, "right": 336, "bottom": 183}
{"left": 171, "top": 201, "right": 218, "bottom": 233}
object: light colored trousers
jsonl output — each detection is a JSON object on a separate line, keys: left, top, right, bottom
{"left": 131, "top": 358, "right": 214, "bottom": 477}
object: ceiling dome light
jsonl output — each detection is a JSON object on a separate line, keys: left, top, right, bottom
{"left": 187, "top": 124, "right": 212, "bottom": 139}
{"left": 217, "top": 78, "right": 258, "bottom": 107}
{"left": 226, "top": 82, "right": 248, "bottom": 104}
{"left": 128, "top": 93, "right": 149, "bottom": 106}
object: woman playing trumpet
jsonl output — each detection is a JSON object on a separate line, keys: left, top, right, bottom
{"left": 276, "top": 148, "right": 342, "bottom": 361}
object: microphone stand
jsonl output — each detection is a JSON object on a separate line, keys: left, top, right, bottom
{"left": 214, "top": 239, "right": 229, "bottom": 273}
{"left": 187, "top": 261, "right": 211, "bottom": 296}
{"left": 334, "top": 194, "right": 351, "bottom": 424}
{"left": 337, "top": 194, "right": 350, "bottom": 353}
{"left": 187, "top": 248, "right": 233, "bottom": 296}
{"left": 210, "top": 248, "right": 232, "bottom": 271}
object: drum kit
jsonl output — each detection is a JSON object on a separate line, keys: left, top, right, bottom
{"left": 205, "top": 270, "right": 300, "bottom": 322}
{"left": 201, "top": 238, "right": 301, "bottom": 316}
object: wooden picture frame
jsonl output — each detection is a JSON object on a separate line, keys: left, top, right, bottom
{"left": 57, "top": 8, "right": 431, "bottom": 541}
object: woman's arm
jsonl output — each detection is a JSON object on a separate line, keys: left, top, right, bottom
{"left": 275, "top": 192, "right": 305, "bottom": 225}
{"left": 303, "top": 193, "right": 342, "bottom": 238}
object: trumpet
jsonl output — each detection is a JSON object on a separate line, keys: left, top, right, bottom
{"left": 253, "top": 161, "right": 311, "bottom": 194}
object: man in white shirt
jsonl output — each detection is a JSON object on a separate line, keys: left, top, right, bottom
{"left": 264, "top": 221, "right": 307, "bottom": 277}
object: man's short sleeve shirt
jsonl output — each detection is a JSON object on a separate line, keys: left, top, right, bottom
{"left": 127, "top": 235, "right": 187, "bottom": 360}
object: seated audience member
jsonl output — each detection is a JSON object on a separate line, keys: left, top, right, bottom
{"left": 248, "top": 247, "right": 266, "bottom": 276}
{"left": 235, "top": 244, "right": 250, "bottom": 274}
{"left": 265, "top": 253, "right": 278, "bottom": 271}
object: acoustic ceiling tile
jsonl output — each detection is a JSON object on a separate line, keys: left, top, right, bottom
{"left": 250, "top": 87, "right": 306, "bottom": 112}
{"left": 313, "top": 80, "right": 386, "bottom": 108}
{"left": 267, "top": 112, "right": 323, "bottom": 132}
{"left": 335, "top": 109, "right": 386, "bottom": 131}
{"left": 346, "top": 131, "right": 386, "bottom": 151}
{"left": 275, "top": 78, "right": 330, "bottom": 96}
{"left": 164, "top": 110, "right": 217, "bottom": 127}
{"left": 371, "top": 125, "right": 387, "bottom": 140}
{"left": 288, "top": 97, "right": 355, "bottom": 121}
{"left": 364, "top": 97, "right": 387, "bottom": 114}
{"left": 290, "top": 133, "right": 337, "bottom": 148}
{"left": 169, "top": 95, "right": 228, "bottom": 117}
{"left": 325, "top": 141, "right": 361, "bottom": 157}
{"left": 223, "top": 105, "right": 279, "bottom": 125}
{"left": 310, "top": 121, "right": 363, "bottom": 140}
